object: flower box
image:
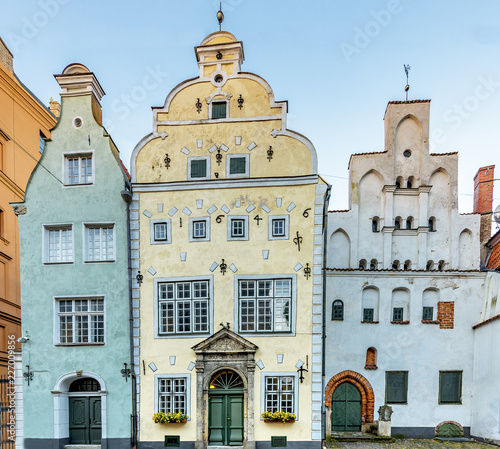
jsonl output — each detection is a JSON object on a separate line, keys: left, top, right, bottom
{"left": 152, "top": 412, "right": 189, "bottom": 424}
{"left": 261, "top": 411, "right": 296, "bottom": 423}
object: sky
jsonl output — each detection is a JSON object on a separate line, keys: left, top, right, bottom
{"left": 2, "top": 0, "right": 499, "bottom": 221}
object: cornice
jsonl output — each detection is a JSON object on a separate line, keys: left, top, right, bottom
{"left": 0, "top": 171, "right": 24, "bottom": 198}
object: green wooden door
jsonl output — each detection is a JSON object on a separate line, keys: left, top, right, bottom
{"left": 209, "top": 394, "right": 244, "bottom": 445}
{"left": 69, "top": 397, "right": 101, "bottom": 444}
{"left": 331, "top": 382, "right": 362, "bottom": 431}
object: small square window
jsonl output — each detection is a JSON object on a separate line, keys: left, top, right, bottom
{"left": 44, "top": 225, "right": 74, "bottom": 264}
{"left": 189, "top": 217, "right": 210, "bottom": 242}
{"left": 188, "top": 157, "right": 210, "bottom": 180}
{"left": 154, "top": 223, "right": 168, "bottom": 241}
{"left": 273, "top": 219, "right": 285, "bottom": 236}
{"left": 268, "top": 215, "right": 289, "bottom": 240}
{"left": 363, "top": 308, "right": 374, "bottom": 322}
{"left": 150, "top": 219, "right": 172, "bottom": 245}
{"left": 84, "top": 224, "right": 115, "bottom": 262}
{"left": 193, "top": 221, "right": 206, "bottom": 238}
{"left": 393, "top": 307, "right": 404, "bottom": 322}
{"left": 226, "top": 154, "right": 249, "bottom": 178}
{"left": 422, "top": 306, "right": 433, "bottom": 321}
{"left": 232, "top": 219, "right": 244, "bottom": 237}
{"left": 64, "top": 153, "right": 93, "bottom": 185}
{"left": 386, "top": 371, "right": 408, "bottom": 404}
{"left": 211, "top": 101, "right": 227, "bottom": 119}
{"left": 228, "top": 216, "right": 249, "bottom": 241}
{"left": 439, "top": 371, "right": 462, "bottom": 404}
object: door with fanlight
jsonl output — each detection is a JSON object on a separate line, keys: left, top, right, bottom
{"left": 68, "top": 378, "right": 102, "bottom": 444}
{"left": 208, "top": 370, "right": 244, "bottom": 446}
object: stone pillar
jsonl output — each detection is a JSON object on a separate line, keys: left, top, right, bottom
{"left": 195, "top": 361, "right": 206, "bottom": 449}
{"left": 377, "top": 405, "right": 393, "bottom": 437}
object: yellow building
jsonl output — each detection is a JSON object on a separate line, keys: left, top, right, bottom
{"left": 0, "top": 37, "right": 57, "bottom": 374}
{"left": 131, "top": 31, "right": 329, "bottom": 449}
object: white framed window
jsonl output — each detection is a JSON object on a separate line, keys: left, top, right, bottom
{"left": 55, "top": 297, "right": 105, "bottom": 345}
{"left": 84, "top": 224, "right": 115, "bottom": 262}
{"left": 210, "top": 100, "right": 228, "bottom": 119}
{"left": 226, "top": 154, "right": 249, "bottom": 178}
{"left": 236, "top": 276, "right": 295, "bottom": 334}
{"left": 268, "top": 215, "right": 289, "bottom": 240}
{"left": 188, "top": 156, "right": 210, "bottom": 180}
{"left": 261, "top": 372, "right": 298, "bottom": 417}
{"left": 44, "top": 225, "right": 73, "bottom": 264}
{"left": 228, "top": 216, "right": 249, "bottom": 241}
{"left": 189, "top": 217, "right": 210, "bottom": 242}
{"left": 150, "top": 219, "right": 172, "bottom": 245}
{"left": 155, "top": 374, "right": 191, "bottom": 417}
{"left": 64, "top": 152, "right": 93, "bottom": 185}
{"left": 157, "top": 278, "right": 212, "bottom": 336}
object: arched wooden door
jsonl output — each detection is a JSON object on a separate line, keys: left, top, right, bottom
{"left": 331, "top": 382, "right": 361, "bottom": 431}
{"left": 208, "top": 370, "right": 244, "bottom": 446}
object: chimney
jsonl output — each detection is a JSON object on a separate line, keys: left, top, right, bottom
{"left": 473, "top": 165, "right": 495, "bottom": 261}
{"left": 49, "top": 97, "right": 61, "bottom": 118}
{"left": 0, "top": 37, "right": 13, "bottom": 73}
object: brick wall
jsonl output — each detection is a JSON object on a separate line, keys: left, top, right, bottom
{"left": 473, "top": 165, "right": 495, "bottom": 246}
{"left": 0, "top": 37, "right": 13, "bottom": 73}
{"left": 437, "top": 301, "right": 454, "bottom": 329}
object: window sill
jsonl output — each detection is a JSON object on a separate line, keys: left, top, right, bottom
{"left": 391, "top": 320, "right": 410, "bottom": 325}
{"left": 43, "top": 261, "right": 74, "bottom": 265}
{"left": 55, "top": 343, "right": 105, "bottom": 346}
{"left": 361, "top": 321, "right": 379, "bottom": 324}
{"left": 422, "top": 320, "right": 440, "bottom": 324}
{"left": 84, "top": 259, "right": 116, "bottom": 263}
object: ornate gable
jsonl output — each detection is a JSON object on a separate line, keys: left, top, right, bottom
{"left": 191, "top": 327, "right": 258, "bottom": 354}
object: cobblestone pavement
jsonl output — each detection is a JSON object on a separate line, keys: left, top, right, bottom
{"left": 326, "top": 439, "right": 497, "bottom": 449}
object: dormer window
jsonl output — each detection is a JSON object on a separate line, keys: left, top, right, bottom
{"left": 211, "top": 101, "right": 227, "bottom": 119}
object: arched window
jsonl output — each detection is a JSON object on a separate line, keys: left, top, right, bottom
{"left": 369, "top": 259, "right": 377, "bottom": 270}
{"left": 372, "top": 217, "right": 380, "bottom": 232}
{"left": 407, "top": 176, "right": 415, "bottom": 188}
{"left": 392, "top": 260, "right": 400, "bottom": 270}
{"left": 362, "top": 287, "right": 379, "bottom": 322}
{"left": 391, "top": 288, "right": 410, "bottom": 323}
{"left": 403, "top": 260, "right": 411, "bottom": 271}
{"left": 426, "top": 260, "right": 435, "bottom": 270}
{"left": 395, "top": 217, "right": 402, "bottom": 230}
{"left": 438, "top": 260, "right": 445, "bottom": 271}
{"left": 69, "top": 378, "right": 100, "bottom": 392}
{"left": 365, "top": 347, "right": 377, "bottom": 369}
{"left": 359, "top": 259, "right": 367, "bottom": 270}
{"left": 406, "top": 216, "right": 413, "bottom": 230}
{"left": 332, "top": 300, "right": 344, "bottom": 321}
{"left": 395, "top": 176, "right": 403, "bottom": 189}
{"left": 428, "top": 217, "right": 436, "bottom": 232}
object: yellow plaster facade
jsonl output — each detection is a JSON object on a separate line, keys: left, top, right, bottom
{"left": 131, "top": 31, "right": 328, "bottom": 449}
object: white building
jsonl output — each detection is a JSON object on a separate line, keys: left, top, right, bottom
{"left": 324, "top": 100, "right": 486, "bottom": 438}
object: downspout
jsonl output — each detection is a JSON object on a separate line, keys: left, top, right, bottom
{"left": 122, "top": 186, "right": 137, "bottom": 448}
{"left": 321, "top": 185, "right": 331, "bottom": 448}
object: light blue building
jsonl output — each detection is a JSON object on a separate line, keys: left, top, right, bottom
{"left": 14, "top": 63, "right": 134, "bottom": 449}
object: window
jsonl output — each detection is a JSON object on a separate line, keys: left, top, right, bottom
{"left": 332, "top": 300, "right": 344, "bottom": 321}
{"left": 228, "top": 216, "right": 249, "bottom": 241}
{"left": 386, "top": 371, "right": 408, "bottom": 404}
{"left": 426, "top": 260, "right": 435, "bottom": 270}
{"left": 369, "top": 259, "right": 377, "bottom": 270}
{"left": 56, "top": 297, "right": 104, "bottom": 344}
{"left": 372, "top": 217, "right": 379, "bottom": 232}
{"left": 359, "top": 259, "right": 367, "bottom": 270}
{"left": 264, "top": 375, "right": 295, "bottom": 413}
{"left": 407, "top": 176, "right": 414, "bottom": 188}
{"left": 238, "top": 278, "right": 292, "bottom": 333}
{"left": 211, "top": 101, "right": 227, "bottom": 119}
{"left": 422, "top": 307, "right": 433, "bottom": 320}
{"left": 158, "top": 279, "right": 210, "bottom": 335}
{"left": 395, "top": 217, "right": 402, "bottom": 230}
{"left": 39, "top": 132, "right": 45, "bottom": 154}
{"left": 392, "top": 260, "right": 400, "bottom": 270}
{"left": 395, "top": 176, "right": 403, "bottom": 188}
{"left": 158, "top": 377, "right": 187, "bottom": 413}
{"left": 439, "top": 371, "right": 462, "bottom": 404}
{"left": 65, "top": 153, "right": 93, "bottom": 185}
{"left": 269, "top": 215, "right": 289, "bottom": 240}
{"left": 363, "top": 308, "right": 374, "bottom": 322}
{"left": 393, "top": 307, "right": 403, "bottom": 322}
{"left": 403, "top": 260, "right": 411, "bottom": 271}
{"left": 406, "top": 217, "right": 413, "bottom": 230}
{"left": 189, "top": 217, "right": 210, "bottom": 242}
{"left": 84, "top": 224, "right": 114, "bottom": 262}
{"left": 428, "top": 217, "right": 436, "bottom": 232}
{"left": 188, "top": 157, "right": 210, "bottom": 180}
{"left": 150, "top": 219, "right": 172, "bottom": 245}
{"left": 44, "top": 225, "right": 73, "bottom": 263}
{"left": 422, "top": 289, "right": 439, "bottom": 321}
{"left": 227, "top": 154, "right": 249, "bottom": 178}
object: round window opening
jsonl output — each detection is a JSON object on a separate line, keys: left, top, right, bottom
{"left": 403, "top": 149, "right": 411, "bottom": 158}
{"left": 73, "top": 117, "right": 83, "bottom": 128}
{"left": 214, "top": 74, "right": 224, "bottom": 84}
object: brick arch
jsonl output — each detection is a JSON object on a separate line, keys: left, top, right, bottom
{"left": 325, "top": 370, "right": 375, "bottom": 424}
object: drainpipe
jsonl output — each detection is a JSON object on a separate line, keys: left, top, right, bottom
{"left": 321, "top": 185, "right": 331, "bottom": 448}
{"left": 122, "top": 185, "right": 137, "bottom": 448}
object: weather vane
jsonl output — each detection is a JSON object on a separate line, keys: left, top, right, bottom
{"left": 217, "top": 3, "right": 224, "bottom": 31}
{"left": 404, "top": 64, "right": 411, "bottom": 101}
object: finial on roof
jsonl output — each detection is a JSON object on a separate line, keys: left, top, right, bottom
{"left": 217, "top": 3, "right": 224, "bottom": 31}
{"left": 404, "top": 64, "right": 411, "bottom": 101}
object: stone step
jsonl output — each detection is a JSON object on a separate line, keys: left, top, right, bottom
{"left": 329, "top": 432, "right": 392, "bottom": 442}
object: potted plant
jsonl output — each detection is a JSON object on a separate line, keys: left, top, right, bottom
{"left": 261, "top": 411, "right": 296, "bottom": 423}
{"left": 152, "top": 412, "right": 189, "bottom": 423}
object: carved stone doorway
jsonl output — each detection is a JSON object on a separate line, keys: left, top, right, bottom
{"left": 192, "top": 328, "right": 258, "bottom": 449}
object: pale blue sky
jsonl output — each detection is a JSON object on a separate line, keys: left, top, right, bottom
{"left": 2, "top": 0, "right": 499, "bottom": 217}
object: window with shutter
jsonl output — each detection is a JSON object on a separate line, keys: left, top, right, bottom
{"left": 439, "top": 371, "right": 462, "bottom": 404}
{"left": 211, "top": 101, "right": 227, "bottom": 119}
{"left": 386, "top": 371, "right": 408, "bottom": 404}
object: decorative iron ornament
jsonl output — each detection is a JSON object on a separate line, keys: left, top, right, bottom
{"left": 297, "top": 356, "right": 309, "bottom": 384}
{"left": 216, "top": 51, "right": 223, "bottom": 60}
{"left": 217, "top": 2, "right": 224, "bottom": 31}
{"left": 404, "top": 64, "right": 411, "bottom": 101}
{"left": 293, "top": 231, "right": 303, "bottom": 251}
{"left": 238, "top": 94, "right": 244, "bottom": 109}
{"left": 24, "top": 365, "right": 34, "bottom": 386}
{"left": 267, "top": 146, "right": 274, "bottom": 162}
{"left": 303, "top": 263, "right": 311, "bottom": 280}
{"left": 136, "top": 271, "right": 144, "bottom": 285}
{"left": 196, "top": 98, "right": 202, "bottom": 113}
{"left": 121, "top": 363, "right": 131, "bottom": 382}
{"left": 180, "top": 218, "right": 182, "bottom": 228}
{"left": 220, "top": 259, "right": 227, "bottom": 275}
{"left": 164, "top": 153, "right": 171, "bottom": 169}
{"left": 216, "top": 148, "right": 223, "bottom": 166}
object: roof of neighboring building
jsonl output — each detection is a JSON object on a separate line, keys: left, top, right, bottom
{"left": 430, "top": 152, "right": 458, "bottom": 156}
{"left": 387, "top": 99, "right": 431, "bottom": 105}
{"left": 486, "top": 229, "right": 500, "bottom": 270}
{"left": 472, "top": 313, "right": 500, "bottom": 329}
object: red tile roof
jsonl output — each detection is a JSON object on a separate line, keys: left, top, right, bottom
{"left": 430, "top": 152, "right": 458, "bottom": 156}
{"left": 487, "top": 242, "right": 500, "bottom": 270}
{"left": 388, "top": 99, "right": 431, "bottom": 105}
